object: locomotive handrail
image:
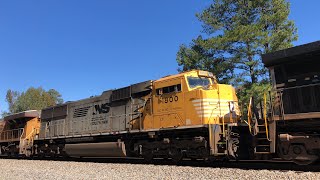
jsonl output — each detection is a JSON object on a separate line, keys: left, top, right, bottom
{"left": 228, "top": 102, "right": 233, "bottom": 123}
{"left": 270, "top": 82, "right": 320, "bottom": 119}
{"left": 279, "top": 91, "right": 285, "bottom": 121}
{"left": 222, "top": 116, "right": 225, "bottom": 138}
{"left": 0, "top": 128, "right": 24, "bottom": 142}
{"left": 19, "top": 128, "right": 25, "bottom": 140}
{"left": 23, "top": 127, "right": 36, "bottom": 144}
{"left": 247, "top": 97, "right": 254, "bottom": 135}
{"left": 275, "top": 82, "right": 320, "bottom": 91}
{"left": 263, "top": 93, "right": 270, "bottom": 141}
{"left": 268, "top": 91, "right": 274, "bottom": 121}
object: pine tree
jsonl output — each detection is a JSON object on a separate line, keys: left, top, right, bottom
{"left": 177, "top": 0, "right": 297, "bottom": 104}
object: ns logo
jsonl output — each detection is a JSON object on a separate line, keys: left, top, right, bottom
{"left": 92, "top": 103, "right": 110, "bottom": 115}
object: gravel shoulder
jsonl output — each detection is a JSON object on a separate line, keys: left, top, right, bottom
{"left": 0, "top": 159, "right": 319, "bottom": 180}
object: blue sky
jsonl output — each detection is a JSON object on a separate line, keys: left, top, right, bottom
{"left": 0, "top": 0, "right": 319, "bottom": 112}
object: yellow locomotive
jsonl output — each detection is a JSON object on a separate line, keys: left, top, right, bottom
{"left": 0, "top": 110, "right": 40, "bottom": 157}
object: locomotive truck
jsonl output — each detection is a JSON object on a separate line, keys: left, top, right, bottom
{"left": 0, "top": 41, "right": 319, "bottom": 165}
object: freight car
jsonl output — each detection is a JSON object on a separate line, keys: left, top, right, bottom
{"left": 1, "top": 70, "right": 250, "bottom": 162}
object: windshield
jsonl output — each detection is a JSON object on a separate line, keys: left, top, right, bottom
{"left": 187, "top": 76, "right": 211, "bottom": 89}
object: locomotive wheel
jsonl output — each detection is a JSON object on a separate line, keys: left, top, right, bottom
{"left": 278, "top": 142, "right": 319, "bottom": 165}
{"left": 143, "top": 149, "right": 153, "bottom": 162}
{"left": 38, "top": 152, "right": 45, "bottom": 159}
{"left": 170, "top": 148, "right": 183, "bottom": 163}
{"left": 292, "top": 147, "right": 318, "bottom": 165}
{"left": 293, "top": 159, "right": 317, "bottom": 166}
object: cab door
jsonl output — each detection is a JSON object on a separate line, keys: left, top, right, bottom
{"left": 152, "top": 78, "right": 185, "bottom": 128}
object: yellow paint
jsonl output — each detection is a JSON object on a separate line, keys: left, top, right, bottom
{"left": 24, "top": 117, "right": 41, "bottom": 139}
{"left": 132, "top": 70, "right": 241, "bottom": 130}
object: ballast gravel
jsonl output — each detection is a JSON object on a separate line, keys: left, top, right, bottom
{"left": 0, "top": 159, "right": 319, "bottom": 180}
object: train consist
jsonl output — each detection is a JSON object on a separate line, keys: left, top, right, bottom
{"left": 1, "top": 70, "right": 244, "bottom": 161}
{"left": 0, "top": 41, "right": 319, "bottom": 165}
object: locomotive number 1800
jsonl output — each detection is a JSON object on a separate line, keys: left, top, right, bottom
{"left": 164, "top": 96, "right": 178, "bottom": 103}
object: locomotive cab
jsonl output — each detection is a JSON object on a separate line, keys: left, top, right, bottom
{"left": 149, "top": 70, "right": 240, "bottom": 129}
{"left": 144, "top": 70, "right": 243, "bottom": 159}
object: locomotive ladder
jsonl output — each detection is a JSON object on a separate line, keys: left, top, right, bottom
{"left": 217, "top": 116, "right": 227, "bottom": 154}
{"left": 19, "top": 127, "right": 36, "bottom": 156}
{"left": 248, "top": 94, "right": 273, "bottom": 154}
{"left": 255, "top": 121, "right": 271, "bottom": 154}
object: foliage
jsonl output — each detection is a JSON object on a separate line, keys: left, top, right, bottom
{"left": 47, "top": 89, "right": 64, "bottom": 104}
{"left": 5, "top": 90, "right": 20, "bottom": 114}
{"left": 2, "top": 87, "right": 63, "bottom": 116}
{"left": 177, "top": 0, "right": 297, "bottom": 105}
{"left": 0, "top": 111, "right": 10, "bottom": 119}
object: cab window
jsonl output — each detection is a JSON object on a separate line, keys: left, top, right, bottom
{"left": 156, "top": 84, "right": 181, "bottom": 95}
{"left": 187, "top": 76, "right": 211, "bottom": 89}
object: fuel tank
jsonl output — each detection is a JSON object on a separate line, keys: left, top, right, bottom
{"left": 65, "top": 141, "right": 126, "bottom": 157}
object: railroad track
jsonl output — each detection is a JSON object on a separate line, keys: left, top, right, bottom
{"left": 2, "top": 156, "right": 319, "bottom": 172}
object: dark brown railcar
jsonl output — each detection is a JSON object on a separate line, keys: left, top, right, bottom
{"left": 262, "top": 41, "right": 320, "bottom": 165}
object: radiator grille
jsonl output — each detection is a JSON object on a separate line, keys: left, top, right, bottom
{"left": 73, "top": 106, "right": 91, "bottom": 118}
{"left": 111, "top": 86, "right": 131, "bottom": 101}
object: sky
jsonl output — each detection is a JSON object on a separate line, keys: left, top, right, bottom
{"left": 0, "top": 0, "right": 320, "bottom": 112}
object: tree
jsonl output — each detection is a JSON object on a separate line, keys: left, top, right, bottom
{"left": 47, "top": 89, "right": 64, "bottom": 104}
{"left": 177, "top": 0, "right": 297, "bottom": 105}
{"left": 5, "top": 90, "right": 20, "bottom": 114}
{"left": 3, "top": 87, "right": 64, "bottom": 115}
{"left": 1, "top": 111, "right": 10, "bottom": 118}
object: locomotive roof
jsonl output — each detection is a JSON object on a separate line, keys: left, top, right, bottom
{"left": 156, "top": 70, "right": 208, "bottom": 82}
{"left": 3, "top": 110, "right": 40, "bottom": 121}
{"left": 262, "top": 41, "right": 320, "bottom": 67}
{"left": 157, "top": 73, "right": 185, "bottom": 81}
